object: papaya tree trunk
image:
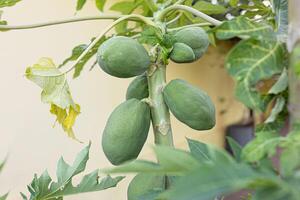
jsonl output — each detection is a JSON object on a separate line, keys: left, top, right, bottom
{"left": 147, "top": 61, "right": 174, "bottom": 147}
{"left": 288, "top": 0, "right": 300, "bottom": 128}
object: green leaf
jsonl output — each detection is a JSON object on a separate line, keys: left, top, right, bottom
{"left": 105, "top": 146, "right": 201, "bottom": 176}
{"left": 265, "top": 96, "right": 285, "bottom": 123}
{"left": 226, "top": 38, "right": 286, "bottom": 110}
{"left": 0, "top": 157, "right": 6, "bottom": 173}
{"left": 59, "top": 44, "right": 87, "bottom": 68}
{"left": 241, "top": 130, "right": 284, "bottom": 162}
{"left": 25, "top": 58, "right": 81, "bottom": 140}
{"left": 0, "top": 193, "right": 8, "bottom": 200}
{"left": 193, "top": 1, "right": 227, "bottom": 15}
{"left": 268, "top": 68, "right": 288, "bottom": 94}
{"left": 214, "top": 16, "right": 273, "bottom": 40}
{"left": 110, "top": 1, "right": 139, "bottom": 14}
{"left": 229, "top": 0, "right": 239, "bottom": 7}
{"left": 226, "top": 137, "right": 243, "bottom": 162}
{"left": 187, "top": 138, "right": 234, "bottom": 164}
{"left": 95, "top": 0, "right": 106, "bottom": 11}
{"left": 160, "top": 162, "right": 259, "bottom": 200}
{"left": 280, "top": 133, "right": 300, "bottom": 177}
{"left": 76, "top": 0, "right": 87, "bottom": 11}
{"left": 273, "top": 0, "right": 288, "bottom": 41}
{"left": 0, "top": 0, "right": 21, "bottom": 8}
{"left": 22, "top": 144, "right": 124, "bottom": 200}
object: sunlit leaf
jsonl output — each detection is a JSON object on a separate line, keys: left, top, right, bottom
{"left": 0, "top": 0, "right": 21, "bottom": 8}
{"left": 226, "top": 38, "right": 286, "bottom": 110}
{"left": 193, "top": 1, "right": 227, "bottom": 15}
{"left": 25, "top": 58, "right": 81, "bottom": 140}
{"left": 22, "top": 144, "right": 124, "bottom": 200}
{"left": 76, "top": 0, "right": 87, "bottom": 11}
{"left": 215, "top": 16, "right": 273, "bottom": 40}
{"left": 95, "top": 0, "right": 106, "bottom": 11}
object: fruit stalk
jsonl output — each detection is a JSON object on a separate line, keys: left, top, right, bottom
{"left": 147, "top": 60, "right": 174, "bottom": 147}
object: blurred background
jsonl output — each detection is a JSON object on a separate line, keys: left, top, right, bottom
{"left": 0, "top": 0, "right": 245, "bottom": 199}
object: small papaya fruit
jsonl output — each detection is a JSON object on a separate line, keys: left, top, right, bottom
{"left": 170, "top": 43, "right": 196, "bottom": 63}
{"left": 163, "top": 79, "right": 215, "bottom": 130}
{"left": 170, "top": 27, "right": 209, "bottom": 63}
{"left": 126, "top": 75, "right": 149, "bottom": 100}
{"left": 127, "top": 174, "right": 165, "bottom": 200}
{"left": 97, "top": 36, "right": 150, "bottom": 78}
{"left": 102, "top": 99, "right": 150, "bottom": 165}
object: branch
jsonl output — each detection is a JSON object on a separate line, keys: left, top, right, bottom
{"left": 156, "top": 5, "right": 222, "bottom": 26}
{"left": 0, "top": 14, "right": 151, "bottom": 31}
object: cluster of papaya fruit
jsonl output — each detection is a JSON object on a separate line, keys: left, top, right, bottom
{"left": 97, "top": 26, "right": 215, "bottom": 165}
{"left": 97, "top": 26, "right": 215, "bottom": 199}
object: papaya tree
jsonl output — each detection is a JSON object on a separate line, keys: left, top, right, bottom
{"left": 0, "top": 0, "right": 297, "bottom": 199}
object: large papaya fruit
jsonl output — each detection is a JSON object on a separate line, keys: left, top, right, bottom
{"left": 163, "top": 79, "right": 215, "bottom": 130}
{"left": 126, "top": 75, "right": 149, "bottom": 100}
{"left": 97, "top": 36, "right": 150, "bottom": 78}
{"left": 170, "top": 27, "right": 209, "bottom": 63}
{"left": 127, "top": 174, "right": 165, "bottom": 200}
{"left": 102, "top": 99, "right": 151, "bottom": 165}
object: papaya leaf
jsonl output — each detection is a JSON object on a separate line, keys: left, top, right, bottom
{"left": 187, "top": 138, "right": 234, "bottom": 164}
{"left": 95, "top": 0, "right": 106, "bottom": 11}
{"left": 273, "top": 0, "right": 288, "bottom": 42}
{"left": 226, "top": 38, "right": 286, "bottom": 110}
{"left": 0, "top": 0, "right": 21, "bottom": 8}
{"left": 22, "top": 144, "right": 124, "bottom": 200}
{"left": 268, "top": 68, "right": 288, "bottom": 94}
{"left": 25, "top": 58, "right": 80, "bottom": 140}
{"left": 241, "top": 130, "right": 284, "bottom": 162}
{"left": 0, "top": 193, "right": 8, "bottom": 200}
{"left": 226, "top": 137, "right": 243, "bottom": 162}
{"left": 265, "top": 96, "right": 285, "bottom": 123}
{"left": 159, "top": 162, "right": 260, "bottom": 200}
{"left": 105, "top": 146, "right": 201, "bottom": 176}
{"left": 214, "top": 16, "right": 273, "bottom": 40}
{"left": 59, "top": 37, "right": 106, "bottom": 78}
{"left": 193, "top": 1, "right": 227, "bottom": 15}
{"left": 76, "top": 0, "right": 87, "bottom": 11}
{"left": 0, "top": 157, "right": 6, "bottom": 173}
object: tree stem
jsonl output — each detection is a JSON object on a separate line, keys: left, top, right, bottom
{"left": 147, "top": 61, "right": 174, "bottom": 147}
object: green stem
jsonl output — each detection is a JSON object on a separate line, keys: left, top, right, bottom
{"left": 147, "top": 60, "right": 174, "bottom": 146}
{"left": 156, "top": 5, "right": 222, "bottom": 26}
{"left": 0, "top": 14, "right": 150, "bottom": 31}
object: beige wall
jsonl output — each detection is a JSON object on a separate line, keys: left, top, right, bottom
{"left": 0, "top": 1, "right": 244, "bottom": 199}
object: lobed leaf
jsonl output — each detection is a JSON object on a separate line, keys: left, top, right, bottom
{"left": 95, "top": 0, "right": 106, "bottom": 11}
{"left": 76, "top": 0, "right": 87, "bottom": 11}
{"left": 22, "top": 144, "right": 124, "bottom": 200}
{"left": 226, "top": 38, "right": 286, "bottom": 110}
{"left": 25, "top": 58, "right": 81, "bottom": 140}
{"left": 214, "top": 16, "right": 273, "bottom": 40}
{"left": 273, "top": 0, "right": 288, "bottom": 42}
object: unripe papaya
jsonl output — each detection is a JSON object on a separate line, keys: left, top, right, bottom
{"left": 127, "top": 174, "right": 165, "bottom": 200}
{"left": 163, "top": 79, "right": 215, "bottom": 130}
{"left": 171, "top": 27, "right": 209, "bottom": 63}
{"left": 170, "top": 43, "right": 195, "bottom": 63}
{"left": 102, "top": 99, "right": 150, "bottom": 165}
{"left": 126, "top": 75, "right": 149, "bottom": 100}
{"left": 97, "top": 36, "right": 151, "bottom": 78}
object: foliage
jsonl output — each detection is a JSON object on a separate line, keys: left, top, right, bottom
{"left": 25, "top": 58, "right": 81, "bottom": 140}
{"left": 0, "top": 158, "right": 8, "bottom": 200}
{"left": 21, "top": 144, "right": 124, "bottom": 200}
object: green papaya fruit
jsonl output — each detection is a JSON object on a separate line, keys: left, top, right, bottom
{"left": 102, "top": 99, "right": 151, "bottom": 165}
{"left": 127, "top": 174, "right": 165, "bottom": 200}
{"left": 163, "top": 79, "right": 215, "bottom": 130}
{"left": 170, "top": 43, "right": 196, "bottom": 63}
{"left": 126, "top": 75, "right": 149, "bottom": 100}
{"left": 171, "top": 27, "right": 209, "bottom": 63}
{"left": 97, "top": 36, "right": 151, "bottom": 78}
